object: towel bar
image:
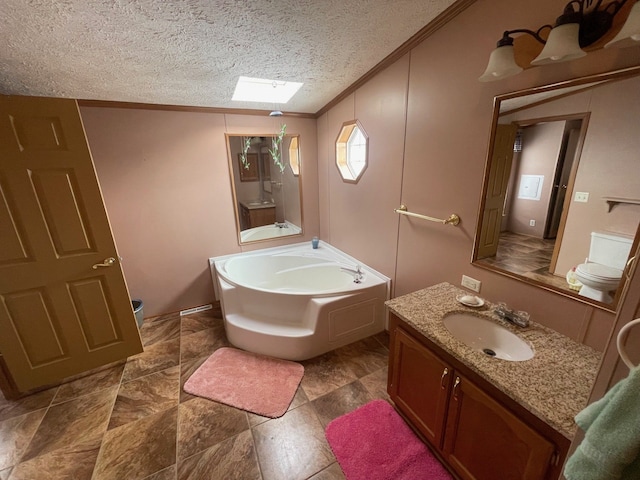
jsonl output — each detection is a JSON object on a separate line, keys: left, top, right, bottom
{"left": 617, "top": 317, "right": 640, "bottom": 369}
{"left": 394, "top": 205, "right": 460, "bottom": 226}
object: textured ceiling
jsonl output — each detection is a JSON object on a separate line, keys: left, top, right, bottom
{"left": 0, "top": 0, "right": 457, "bottom": 113}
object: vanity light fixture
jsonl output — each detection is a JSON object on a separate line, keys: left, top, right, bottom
{"left": 606, "top": 0, "right": 640, "bottom": 47}
{"left": 479, "top": 0, "right": 640, "bottom": 82}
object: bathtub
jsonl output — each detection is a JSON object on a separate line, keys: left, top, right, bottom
{"left": 240, "top": 222, "right": 302, "bottom": 242}
{"left": 210, "top": 242, "right": 390, "bottom": 361}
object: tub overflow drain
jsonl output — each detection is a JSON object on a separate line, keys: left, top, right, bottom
{"left": 483, "top": 348, "right": 496, "bottom": 357}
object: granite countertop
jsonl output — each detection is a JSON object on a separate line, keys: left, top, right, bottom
{"left": 385, "top": 282, "right": 602, "bottom": 440}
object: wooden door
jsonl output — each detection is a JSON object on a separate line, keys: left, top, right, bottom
{"left": 477, "top": 124, "right": 518, "bottom": 259}
{"left": 388, "top": 326, "right": 451, "bottom": 448}
{"left": 443, "top": 374, "right": 555, "bottom": 480}
{"left": 0, "top": 95, "right": 143, "bottom": 392}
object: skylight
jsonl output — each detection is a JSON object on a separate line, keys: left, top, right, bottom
{"left": 232, "top": 76, "right": 303, "bottom": 104}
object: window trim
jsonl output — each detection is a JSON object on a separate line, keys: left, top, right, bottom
{"left": 289, "top": 136, "right": 300, "bottom": 176}
{"left": 335, "top": 119, "right": 369, "bottom": 183}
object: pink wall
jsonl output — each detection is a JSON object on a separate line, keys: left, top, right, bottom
{"left": 80, "top": 0, "right": 639, "bottom": 350}
{"left": 317, "top": 0, "right": 640, "bottom": 351}
{"left": 500, "top": 76, "right": 640, "bottom": 275}
{"left": 558, "top": 76, "right": 640, "bottom": 271}
{"left": 507, "top": 122, "right": 564, "bottom": 237}
{"left": 317, "top": 55, "right": 410, "bottom": 281}
{"left": 81, "top": 107, "right": 318, "bottom": 317}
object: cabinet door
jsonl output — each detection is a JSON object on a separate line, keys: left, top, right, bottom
{"left": 251, "top": 207, "right": 276, "bottom": 227}
{"left": 444, "top": 374, "right": 555, "bottom": 480}
{"left": 389, "top": 327, "right": 452, "bottom": 448}
{"left": 239, "top": 204, "right": 250, "bottom": 230}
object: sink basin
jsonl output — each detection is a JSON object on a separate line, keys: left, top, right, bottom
{"left": 443, "top": 313, "right": 534, "bottom": 361}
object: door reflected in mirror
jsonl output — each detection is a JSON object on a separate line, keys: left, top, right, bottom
{"left": 473, "top": 67, "right": 640, "bottom": 311}
{"left": 226, "top": 134, "right": 303, "bottom": 244}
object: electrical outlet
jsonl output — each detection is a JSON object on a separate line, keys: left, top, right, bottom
{"left": 529, "top": 219, "right": 536, "bottom": 226}
{"left": 461, "top": 275, "right": 481, "bottom": 292}
{"left": 574, "top": 192, "right": 589, "bottom": 203}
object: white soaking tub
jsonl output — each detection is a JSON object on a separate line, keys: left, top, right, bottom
{"left": 210, "top": 242, "right": 390, "bottom": 360}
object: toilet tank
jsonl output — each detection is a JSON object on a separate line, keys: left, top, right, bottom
{"left": 589, "top": 231, "right": 633, "bottom": 270}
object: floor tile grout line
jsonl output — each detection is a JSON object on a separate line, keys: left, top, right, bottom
{"left": 172, "top": 314, "right": 185, "bottom": 479}
{"left": 4, "top": 323, "right": 387, "bottom": 480}
{"left": 8, "top": 400, "right": 51, "bottom": 471}
{"left": 119, "top": 363, "right": 181, "bottom": 387}
{"left": 372, "top": 332, "right": 390, "bottom": 352}
{"left": 98, "top": 322, "right": 187, "bottom": 479}
{"left": 89, "top": 370, "right": 126, "bottom": 480}
{"left": 306, "top": 391, "right": 339, "bottom": 479}
{"left": 248, "top": 413, "right": 266, "bottom": 480}
{"left": 49, "top": 368, "right": 121, "bottom": 406}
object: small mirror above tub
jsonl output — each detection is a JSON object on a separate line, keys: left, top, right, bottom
{"left": 473, "top": 66, "right": 640, "bottom": 312}
{"left": 226, "top": 133, "right": 303, "bottom": 244}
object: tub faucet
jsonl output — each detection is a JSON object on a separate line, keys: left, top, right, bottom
{"left": 274, "top": 222, "right": 288, "bottom": 229}
{"left": 341, "top": 264, "right": 363, "bottom": 283}
{"left": 494, "top": 303, "right": 530, "bottom": 328}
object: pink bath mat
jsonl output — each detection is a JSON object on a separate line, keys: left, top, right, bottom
{"left": 183, "top": 347, "right": 304, "bottom": 418}
{"left": 326, "top": 400, "right": 453, "bottom": 480}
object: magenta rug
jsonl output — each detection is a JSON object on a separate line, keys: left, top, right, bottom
{"left": 326, "top": 400, "right": 453, "bottom": 480}
{"left": 183, "top": 347, "right": 304, "bottom": 418}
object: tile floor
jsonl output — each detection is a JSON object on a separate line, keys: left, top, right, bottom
{"left": 0, "top": 310, "right": 391, "bottom": 480}
{"left": 479, "top": 231, "right": 573, "bottom": 292}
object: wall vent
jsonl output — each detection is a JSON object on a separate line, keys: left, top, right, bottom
{"left": 180, "top": 304, "right": 213, "bottom": 316}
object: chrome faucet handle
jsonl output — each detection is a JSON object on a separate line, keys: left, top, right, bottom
{"left": 341, "top": 264, "right": 364, "bottom": 283}
{"left": 494, "top": 303, "right": 529, "bottom": 327}
{"left": 494, "top": 302, "right": 511, "bottom": 317}
{"left": 513, "top": 311, "right": 530, "bottom": 328}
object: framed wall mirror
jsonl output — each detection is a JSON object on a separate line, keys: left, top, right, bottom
{"left": 473, "top": 66, "right": 640, "bottom": 312}
{"left": 226, "top": 133, "right": 303, "bottom": 244}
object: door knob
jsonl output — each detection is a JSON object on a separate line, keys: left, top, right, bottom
{"left": 92, "top": 257, "right": 116, "bottom": 269}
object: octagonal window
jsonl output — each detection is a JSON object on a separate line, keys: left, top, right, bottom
{"left": 336, "top": 120, "right": 368, "bottom": 182}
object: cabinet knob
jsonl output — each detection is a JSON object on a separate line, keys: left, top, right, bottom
{"left": 440, "top": 368, "right": 449, "bottom": 388}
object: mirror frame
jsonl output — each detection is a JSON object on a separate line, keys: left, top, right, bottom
{"left": 472, "top": 66, "right": 640, "bottom": 313}
{"left": 225, "top": 133, "right": 304, "bottom": 245}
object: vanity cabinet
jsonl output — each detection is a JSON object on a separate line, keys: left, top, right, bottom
{"left": 239, "top": 203, "right": 276, "bottom": 229}
{"left": 388, "top": 313, "right": 567, "bottom": 480}
{"left": 443, "top": 372, "right": 555, "bottom": 480}
{"left": 390, "top": 326, "right": 451, "bottom": 448}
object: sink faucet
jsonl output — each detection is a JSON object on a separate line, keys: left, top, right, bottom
{"left": 274, "top": 222, "right": 288, "bottom": 229}
{"left": 494, "top": 303, "right": 530, "bottom": 328}
{"left": 341, "top": 264, "right": 363, "bottom": 283}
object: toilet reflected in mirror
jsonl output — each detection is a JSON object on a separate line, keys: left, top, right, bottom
{"left": 575, "top": 232, "right": 633, "bottom": 303}
{"left": 472, "top": 66, "right": 640, "bottom": 312}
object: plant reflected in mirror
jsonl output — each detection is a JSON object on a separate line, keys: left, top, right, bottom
{"left": 240, "top": 136, "right": 252, "bottom": 170}
{"left": 226, "top": 133, "right": 303, "bottom": 244}
{"left": 269, "top": 124, "right": 287, "bottom": 173}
